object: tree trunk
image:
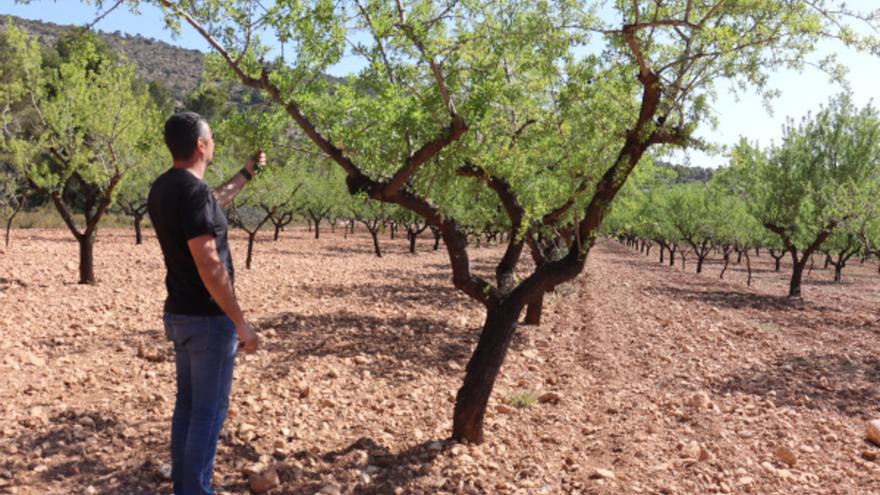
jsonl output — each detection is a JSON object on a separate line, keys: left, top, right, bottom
{"left": 833, "top": 263, "right": 843, "bottom": 283}
{"left": 78, "top": 233, "right": 97, "bottom": 285}
{"left": 313, "top": 219, "right": 321, "bottom": 239}
{"left": 5, "top": 213, "right": 16, "bottom": 248}
{"left": 788, "top": 252, "right": 807, "bottom": 298}
{"left": 736, "top": 249, "right": 742, "bottom": 265}
{"left": 720, "top": 253, "right": 730, "bottom": 279}
{"left": 669, "top": 246, "right": 676, "bottom": 267}
{"left": 645, "top": 244, "right": 652, "bottom": 257}
{"left": 273, "top": 223, "right": 281, "bottom": 241}
{"left": 134, "top": 214, "right": 144, "bottom": 245}
{"left": 523, "top": 295, "right": 543, "bottom": 326}
{"left": 745, "top": 251, "right": 753, "bottom": 287}
{"left": 246, "top": 233, "right": 256, "bottom": 269}
{"left": 696, "top": 255, "right": 705, "bottom": 274}
{"left": 433, "top": 229, "right": 441, "bottom": 251}
{"left": 658, "top": 244, "right": 665, "bottom": 264}
{"left": 453, "top": 305, "right": 522, "bottom": 443}
{"left": 824, "top": 254, "right": 831, "bottom": 269}
{"left": 370, "top": 229, "right": 382, "bottom": 258}
{"left": 755, "top": 246, "right": 760, "bottom": 257}
{"left": 409, "top": 232, "right": 417, "bottom": 254}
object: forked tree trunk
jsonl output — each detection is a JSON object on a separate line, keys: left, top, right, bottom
{"left": 453, "top": 305, "right": 522, "bottom": 443}
{"left": 273, "top": 224, "right": 282, "bottom": 241}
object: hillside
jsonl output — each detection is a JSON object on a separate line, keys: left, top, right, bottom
{"left": 5, "top": 15, "right": 204, "bottom": 101}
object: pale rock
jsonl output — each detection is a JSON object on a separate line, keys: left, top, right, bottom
{"left": 84, "top": 486, "right": 97, "bottom": 495}
{"left": 318, "top": 483, "right": 342, "bottom": 495}
{"left": 866, "top": 420, "right": 880, "bottom": 446}
{"left": 159, "top": 463, "right": 172, "bottom": 480}
{"left": 680, "top": 441, "right": 701, "bottom": 460}
{"left": 590, "top": 468, "right": 615, "bottom": 480}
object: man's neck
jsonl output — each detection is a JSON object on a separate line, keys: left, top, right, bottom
{"left": 172, "top": 159, "right": 207, "bottom": 180}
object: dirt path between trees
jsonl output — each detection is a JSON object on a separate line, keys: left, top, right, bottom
{"left": 1, "top": 229, "right": 878, "bottom": 494}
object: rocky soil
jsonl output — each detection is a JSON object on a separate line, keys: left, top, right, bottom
{"left": 1, "top": 228, "right": 879, "bottom": 494}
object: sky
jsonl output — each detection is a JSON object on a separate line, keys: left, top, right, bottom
{"left": 3, "top": 0, "right": 880, "bottom": 168}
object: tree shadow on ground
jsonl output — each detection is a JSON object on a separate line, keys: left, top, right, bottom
{"left": 296, "top": 281, "right": 465, "bottom": 307}
{"left": 220, "top": 437, "right": 451, "bottom": 494}
{"left": 253, "top": 311, "right": 474, "bottom": 383}
{"left": 641, "top": 285, "right": 837, "bottom": 313}
{"left": 713, "top": 352, "right": 880, "bottom": 419}
{"left": 3, "top": 408, "right": 178, "bottom": 495}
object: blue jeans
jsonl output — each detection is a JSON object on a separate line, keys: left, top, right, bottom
{"left": 163, "top": 314, "right": 237, "bottom": 495}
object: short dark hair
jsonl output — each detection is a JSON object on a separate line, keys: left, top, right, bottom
{"left": 163, "top": 112, "right": 208, "bottom": 161}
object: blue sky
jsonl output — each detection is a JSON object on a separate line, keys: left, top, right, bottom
{"left": 4, "top": 1, "right": 880, "bottom": 168}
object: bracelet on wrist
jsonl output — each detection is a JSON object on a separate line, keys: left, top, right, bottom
{"left": 239, "top": 168, "right": 253, "bottom": 181}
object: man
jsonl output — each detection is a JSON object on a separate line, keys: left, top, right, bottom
{"left": 148, "top": 112, "right": 262, "bottom": 495}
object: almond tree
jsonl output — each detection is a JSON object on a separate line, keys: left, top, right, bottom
{"left": 133, "top": 0, "right": 880, "bottom": 442}
{"left": 724, "top": 95, "right": 880, "bottom": 297}
{"left": 1, "top": 24, "right": 158, "bottom": 283}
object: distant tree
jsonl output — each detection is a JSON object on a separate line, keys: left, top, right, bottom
{"left": 1, "top": 24, "right": 158, "bottom": 283}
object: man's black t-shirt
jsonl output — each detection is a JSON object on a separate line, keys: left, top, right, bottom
{"left": 148, "top": 167, "right": 234, "bottom": 316}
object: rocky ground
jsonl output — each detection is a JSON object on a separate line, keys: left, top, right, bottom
{"left": 0, "top": 227, "right": 879, "bottom": 495}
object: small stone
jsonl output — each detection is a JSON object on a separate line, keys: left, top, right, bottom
{"left": 590, "top": 468, "right": 615, "bottom": 480}
{"left": 84, "top": 486, "right": 97, "bottom": 495}
{"left": 159, "top": 463, "right": 172, "bottom": 480}
{"left": 26, "top": 353, "right": 46, "bottom": 367}
{"left": 428, "top": 441, "right": 443, "bottom": 451}
{"left": 688, "top": 391, "right": 711, "bottom": 409}
{"left": 861, "top": 450, "right": 878, "bottom": 462}
{"left": 774, "top": 446, "right": 797, "bottom": 467}
{"left": 866, "top": 420, "right": 880, "bottom": 446}
{"left": 496, "top": 404, "right": 513, "bottom": 414}
{"left": 680, "top": 441, "right": 701, "bottom": 460}
{"left": 319, "top": 483, "right": 342, "bottom": 495}
{"left": 538, "top": 392, "right": 561, "bottom": 405}
{"left": 77, "top": 416, "right": 95, "bottom": 428}
{"left": 248, "top": 465, "right": 280, "bottom": 493}
{"left": 737, "top": 476, "right": 754, "bottom": 486}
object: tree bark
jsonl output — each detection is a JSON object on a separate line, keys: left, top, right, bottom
{"left": 523, "top": 295, "right": 543, "bottom": 326}
{"left": 453, "top": 305, "right": 522, "bottom": 443}
{"left": 313, "top": 218, "right": 321, "bottom": 239}
{"left": 78, "top": 233, "right": 97, "bottom": 285}
{"left": 273, "top": 224, "right": 281, "bottom": 241}
{"left": 788, "top": 258, "right": 806, "bottom": 298}
{"left": 370, "top": 229, "right": 382, "bottom": 258}
{"left": 134, "top": 214, "right": 144, "bottom": 245}
{"left": 246, "top": 233, "right": 256, "bottom": 269}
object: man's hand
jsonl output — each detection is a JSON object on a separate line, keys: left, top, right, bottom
{"left": 244, "top": 150, "right": 267, "bottom": 177}
{"left": 236, "top": 321, "right": 260, "bottom": 354}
